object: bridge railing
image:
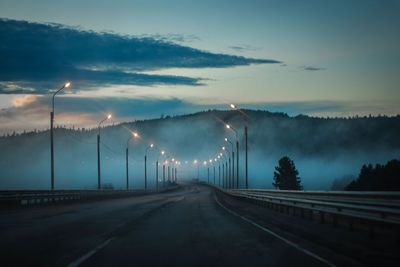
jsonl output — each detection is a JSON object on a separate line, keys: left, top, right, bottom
{"left": 210, "top": 185, "right": 400, "bottom": 235}
{"left": 0, "top": 186, "right": 180, "bottom": 207}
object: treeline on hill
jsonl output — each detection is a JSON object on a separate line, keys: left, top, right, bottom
{"left": 1, "top": 109, "right": 400, "bottom": 190}
{"left": 2, "top": 110, "right": 400, "bottom": 158}
{"left": 345, "top": 159, "right": 400, "bottom": 191}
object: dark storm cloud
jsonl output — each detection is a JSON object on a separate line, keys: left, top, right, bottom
{"left": 0, "top": 18, "right": 280, "bottom": 94}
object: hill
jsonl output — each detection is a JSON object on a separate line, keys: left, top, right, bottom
{"left": 1, "top": 109, "right": 399, "bottom": 190}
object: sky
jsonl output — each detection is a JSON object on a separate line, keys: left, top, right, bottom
{"left": 0, "top": 0, "right": 399, "bottom": 133}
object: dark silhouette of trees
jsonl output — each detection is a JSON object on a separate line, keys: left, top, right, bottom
{"left": 273, "top": 156, "right": 303, "bottom": 190}
{"left": 345, "top": 159, "right": 400, "bottom": 191}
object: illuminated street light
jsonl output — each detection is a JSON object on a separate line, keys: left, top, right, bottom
{"left": 221, "top": 146, "right": 232, "bottom": 188}
{"left": 229, "top": 103, "right": 248, "bottom": 189}
{"left": 97, "top": 113, "right": 112, "bottom": 190}
{"left": 155, "top": 148, "right": 165, "bottom": 191}
{"left": 225, "top": 137, "right": 235, "bottom": 189}
{"left": 126, "top": 131, "right": 140, "bottom": 190}
{"left": 225, "top": 123, "right": 239, "bottom": 189}
{"left": 50, "top": 81, "right": 71, "bottom": 190}
{"left": 144, "top": 143, "right": 154, "bottom": 190}
{"left": 193, "top": 159, "right": 199, "bottom": 180}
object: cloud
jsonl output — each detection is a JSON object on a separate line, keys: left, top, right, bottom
{"left": 12, "top": 95, "right": 38, "bottom": 107}
{"left": 229, "top": 45, "right": 261, "bottom": 52}
{"left": 0, "top": 18, "right": 281, "bottom": 94}
{"left": 302, "top": 66, "right": 325, "bottom": 71}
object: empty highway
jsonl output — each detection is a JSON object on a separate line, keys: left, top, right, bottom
{"left": 0, "top": 183, "right": 391, "bottom": 266}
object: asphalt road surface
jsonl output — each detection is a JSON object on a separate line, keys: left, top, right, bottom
{"left": 1, "top": 183, "right": 358, "bottom": 266}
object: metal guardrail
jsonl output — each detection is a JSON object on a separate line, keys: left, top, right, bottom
{"left": 235, "top": 189, "right": 400, "bottom": 209}
{"left": 213, "top": 186, "right": 400, "bottom": 234}
{"left": 0, "top": 186, "right": 180, "bottom": 207}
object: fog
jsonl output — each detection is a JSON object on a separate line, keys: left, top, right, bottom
{"left": 1, "top": 110, "right": 399, "bottom": 190}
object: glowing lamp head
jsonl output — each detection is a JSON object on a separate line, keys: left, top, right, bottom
{"left": 161, "top": 150, "right": 165, "bottom": 155}
{"left": 219, "top": 153, "right": 223, "bottom": 156}
{"left": 107, "top": 114, "right": 112, "bottom": 119}
{"left": 218, "top": 155, "right": 220, "bottom": 159}
{"left": 150, "top": 143, "right": 154, "bottom": 148}
{"left": 222, "top": 146, "right": 225, "bottom": 150}
{"left": 133, "top": 132, "right": 138, "bottom": 138}
{"left": 194, "top": 159, "right": 198, "bottom": 164}
{"left": 214, "top": 158, "right": 217, "bottom": 162}
{"left": 203, "top": 161, "right": 207, "bottom": 165}
{"left": 65, "top": 82, "right": 71, "bottom": 88}
{"left": 224, "top": 137, "right": 228, "bottom": 142}
{"left": 226, "top": 124, "right": 230, "bottom": 129}
{"left": 172, "top": 158, "right": 175, "bottom": 162}
{"left": 230, "top": 104, "right": 236, "bottom": 109}
{"left": 209, "top": 159, "right": 212, "bottom": 163}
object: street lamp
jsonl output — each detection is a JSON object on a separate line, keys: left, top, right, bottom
{"left": 208, "top": 159, "right": 214, "bottom": 185}
{"left": 230, "top": 103, "right": 248, "bottom": 189}
{"left": 225, "top": 137, "right": 235, "bottom": 189}
{"left": 203, "top": 160, "right": 210, "bottom": 183}
{"left": 193, "top": 159, "right": 199, "bottom": 180}
{"left": 222, "top": 146, "right": 232, "bottom": 189}
{"left": 217, "top": 155, "right": 221, "bottom": 187}
{"left": 144, "top": 143, "right": 154, "bottom": 190}
{"left": 97, "top": 113, "right": 112, "bottom": 190}
{"left": 221, "top": 148, "right": 230, "bottom": 189}
{"left": 226, "top": 124, "right": 239, "bottom": 189}
{"left": 155, "top": 149, "right": 165, "bottom": 191}
{"left": 161, "top": 150, "right": 166, "bottom": 187}
{"left": 50, "top": 82, "right": 70, "bottom": 190}
{"left": 126, "top": 131, "right": 139, "bottom": 190}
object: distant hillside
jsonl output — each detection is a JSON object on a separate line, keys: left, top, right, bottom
{"left": 1, "top": 109, "right": 399, "bottom": 190}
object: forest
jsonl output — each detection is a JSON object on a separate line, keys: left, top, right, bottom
{"left": 1, "top": 109, "right": 399, "bottom": 190}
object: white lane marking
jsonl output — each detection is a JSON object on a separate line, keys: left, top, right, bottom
{"left": 66, "top": 238, "right": 115, "bottom": 267}
{"left": 214, "top": 196, "right": 336, "bottom": 267}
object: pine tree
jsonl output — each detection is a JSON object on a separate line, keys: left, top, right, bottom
{"left": 273, "top": 156, "right": 303, "bottom": 190}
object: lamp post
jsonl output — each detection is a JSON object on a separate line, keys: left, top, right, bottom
{"left": 193, "top": 159, "right": 199, "bottom": 180}
{"left": 214, "top": 158, "right": 217, "bottom": 185}
{"left": 208, "top": 159, "right": 213, "bottom": 184}
{"left": 218, "top": 156, "right": 221, "bottom": 187}
{"left": 230, "top": 104, "right": 248, "bottom": 189}
{"left": 223, "top": 146, "right": 232, "bottom": 189}
{"left": 50, "top": 82, "right": 70, "bottom": 190}
{"left": 171, "top": 158, "right": 175, "bottom": 182}
{"left": 203, "top": 161, "right": 207, "bottom": 182}
{"left": 221, "top": 148, "right": 230, "bottom": 189}
{"left": 97, "top": 114, "right": 112, "bottom": 190}
{"left": 126, "top": 131, "right": 139, "bottom": 190}
{"left": 144, "top": 143, "right": 154, "bottom": 190}
{"left": 225, "top": 137, "right": 235, "bottom": 189}
{"left": 157, "top": 150, "right": 165, "bottom": 190}
{"left": 226, "top": 124, "right": 239, "bottom": 189}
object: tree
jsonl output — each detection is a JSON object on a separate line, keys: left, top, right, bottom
{"left": 273, "top": 156, "right": 303, "bottom": 190}
{"left": 345, "top": 159, "right": 400, "bottom": 191}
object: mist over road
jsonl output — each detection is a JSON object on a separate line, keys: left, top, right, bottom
{"left": 1, "top": 183, "right": 367, "bottom": 266}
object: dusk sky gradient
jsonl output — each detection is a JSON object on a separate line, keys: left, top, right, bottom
{"left": 0, "top": 0, "right": 399, "bottom": 133}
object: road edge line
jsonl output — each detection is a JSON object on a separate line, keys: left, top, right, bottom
{"left": 214, "top": 194, "right": 336, "bottom": 267}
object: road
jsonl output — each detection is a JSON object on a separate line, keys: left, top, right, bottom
{"left": 1, "top": 183, "right": 358, "bottom": 266}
